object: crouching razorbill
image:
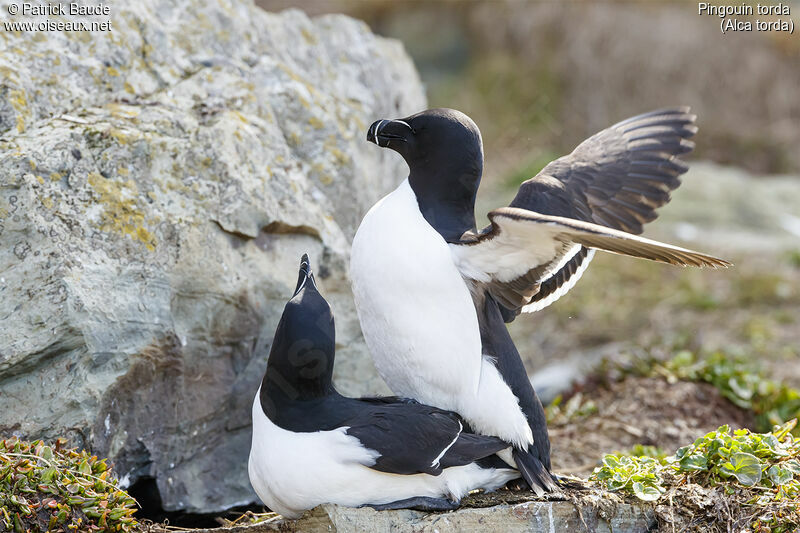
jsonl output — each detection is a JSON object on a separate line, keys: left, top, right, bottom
{"left": 248, "top": 255, "right": 519, "bottom": 518}
{"left": 351, "top": 107, "right": 730, "bottom": 493}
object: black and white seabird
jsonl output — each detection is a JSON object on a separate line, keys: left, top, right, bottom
{"left": 351, "top": 107, "right": 730, "bottom": 493}
{"left": 248, "top": 255, "right": 519, "bottom": 518}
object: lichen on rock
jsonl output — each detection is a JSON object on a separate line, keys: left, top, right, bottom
{"left": 0, "top": 0, "right": 425, "bottom": 513}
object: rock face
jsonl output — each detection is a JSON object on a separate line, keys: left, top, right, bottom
{"left": 0, "top": 0, "right": 424, "bottom": 512}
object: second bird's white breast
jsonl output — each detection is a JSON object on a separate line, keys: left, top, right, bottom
{"left": 350, "top": 179, "right": 483, "bottom": 411}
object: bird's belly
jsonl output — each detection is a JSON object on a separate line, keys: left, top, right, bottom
{"left": 355, "top": 262, "right": 481, "bottom": 410}
{"left": 350, "top": 183, "right": 483, "bottom": 412}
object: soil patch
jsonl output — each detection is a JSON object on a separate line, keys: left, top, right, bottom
{"left": 549, "top": 376, "right": 757, "bottom": 477}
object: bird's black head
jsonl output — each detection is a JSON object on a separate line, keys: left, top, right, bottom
{"left": 367, "top": 108, "right": 484, "bottom": 242}
{"left": 260, "top": 254, "right": 336, "bottom": 406}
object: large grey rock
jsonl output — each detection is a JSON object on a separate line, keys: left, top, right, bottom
{"left": 0, "top": 0, "right": 424, "bottom": 512}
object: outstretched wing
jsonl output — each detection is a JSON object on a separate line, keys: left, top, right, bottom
{"left": 345, "top": 403, "right": 508, "bottom": 476}
{"left": 486, "top": 107, "right": 699, "bottom": 317}
{"left": 452, "top": 207, "right": 730, "bottom": 312}
{"left": 513, "top": 107, "right": 697, "bottom": 231}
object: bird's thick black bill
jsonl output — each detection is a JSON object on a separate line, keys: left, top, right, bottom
{"left": 294, "top": 254, "right": 314, "bottom": 296}
{"left": 366, "top": 119, "right": 412, "bottom": 147}
{"left": 366, "top": 119, "right": 384, "bottom": 144}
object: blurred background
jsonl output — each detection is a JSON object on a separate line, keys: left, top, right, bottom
{"left": 260, "top": 0, "right": 800, "bottom": 389}
{"left": 262, "top": 0, "right": 800, "bottom": 174}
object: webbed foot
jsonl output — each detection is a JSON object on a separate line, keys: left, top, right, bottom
{"left": 365, "top": 496, "right": 459, "bottom": 512}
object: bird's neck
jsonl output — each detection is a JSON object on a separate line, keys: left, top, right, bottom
{"left": 408, "top": 165, "right": 480, "bottom": 242}
{"left": 260, "top": 356, "right": 336, "bottom": 405}
{"left": 259, "top": 363, "right": 337, "bottom": 424}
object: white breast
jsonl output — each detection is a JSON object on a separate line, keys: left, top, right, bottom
{"left": 247, "top": 391, "right": 517, "bottom": 517}
{"left": 351, "top": 180, "right": 483, "bottom": 402}
{"left": 350, "top": 180, "right": 533, "bottom": 448}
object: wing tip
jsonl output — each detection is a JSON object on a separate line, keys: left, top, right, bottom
{"left": 679, "top": 138, "right": 696, "bottom": 152}
{"left": 660, "top": 105, "right": 694, "bottom": 117}
{"left": 617, "top": 107, "right": 698, "bottom": 141}
{"left": 707, "top": 257, "right": 733, "bottom": 269}
{"left": 674, "top": 253, "right": 732, "bottom": 269}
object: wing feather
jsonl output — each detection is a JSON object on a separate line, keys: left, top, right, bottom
{"left": 345, "top": 404, "right": 508, "bottom": 476}
{"left": 452, "top": 207, "right": 730, "bottom": 311}
{"left": 480, "top": 107, "right": 703, "bottom": 318}
{"left": 494, "top": 207, "right": 730, "bottom": 268}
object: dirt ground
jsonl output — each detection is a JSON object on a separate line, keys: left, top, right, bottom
{"left": 548, "top": 376, "right": 756, "bottom": 477}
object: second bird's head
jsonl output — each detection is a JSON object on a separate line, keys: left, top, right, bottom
{"left": 367, "top": 108, "right": 483, "bottom": 177}
{"left": 261, "top": 254, "right": 336, "bottom": 400}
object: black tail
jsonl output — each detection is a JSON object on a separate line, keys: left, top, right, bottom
{"left": 512, "top": 447, "right": 560, "bottom": 495}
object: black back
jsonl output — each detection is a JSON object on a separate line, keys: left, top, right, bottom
{"left": 509, "top": 175, "right": 580, "bottom": 219}
{"left": 476, "top": 293, "right": 558, "bottom": 492}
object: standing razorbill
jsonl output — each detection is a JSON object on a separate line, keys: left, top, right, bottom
{"left": 248, "top": 254, "right": 519, "bottom": 518}
{"left": 351, "top": 108, "right": 730, "bottom": 493}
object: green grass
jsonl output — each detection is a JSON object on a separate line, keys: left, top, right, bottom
{"left": 501, "top": 150, "right": 563, "bottom": 189}
{"left": 786, "top": 250, "right": 800, "bottom": 269}
{"left": 505, "top": 250, "right": 799, "bottom": 389}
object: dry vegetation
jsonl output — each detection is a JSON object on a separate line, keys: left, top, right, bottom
{"left": 548, "top": 377, "right": 756, "bottom": 477}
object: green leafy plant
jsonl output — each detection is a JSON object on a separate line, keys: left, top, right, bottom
{"left": 591, "top": 421, "right": 800, "bottom": 531}
{"left": 673, "top": 421, "right": 799, "bottom": 490}
{"left": 626, "top": 444, "right": 668, "bottom": 461}
{"left": 592, "top": 454, "right": 665, "bottom": 501}
{"left": 0, "top": 437, "right": 138, "bottom": 532}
